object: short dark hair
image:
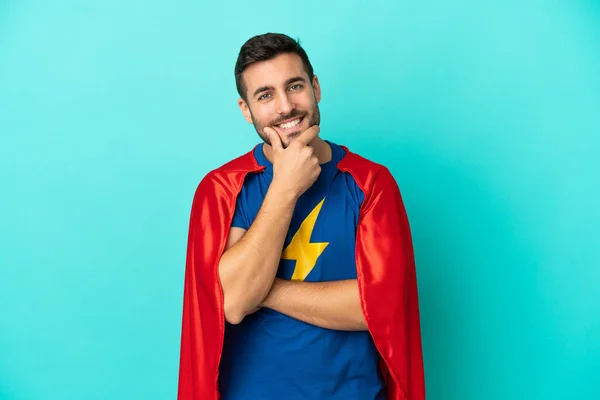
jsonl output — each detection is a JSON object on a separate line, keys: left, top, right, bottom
{"left": 234, "top": 33, "right": 315, "bottom": 101}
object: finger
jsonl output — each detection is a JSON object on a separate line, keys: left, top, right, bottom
{"left": 264, "top": 127, "right": 283, "bottom": 152}
{"left": 295, "top": 125, "right": 320, "bottom": 146}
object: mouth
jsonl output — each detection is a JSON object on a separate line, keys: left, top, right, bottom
{"left": 274, "top": 116, "right": 304, "bottom": 134}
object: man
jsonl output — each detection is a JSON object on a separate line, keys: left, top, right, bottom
{"left": 178, "top": 33, "right": 425, "bottom": 400}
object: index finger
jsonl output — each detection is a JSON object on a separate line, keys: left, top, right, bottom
{"left": 264, "top": 127, "right": 283, "bottom": 152}
{"left": 295, "top": 125, "right": 320, "bottom": 146}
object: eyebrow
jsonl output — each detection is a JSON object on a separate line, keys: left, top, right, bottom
{"left": 252, "top": 76, "right": 307, "bottom": 99}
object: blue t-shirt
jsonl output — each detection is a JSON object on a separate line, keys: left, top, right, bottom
{"left": 218, "top": 141, "right": 386, "bottom": 400}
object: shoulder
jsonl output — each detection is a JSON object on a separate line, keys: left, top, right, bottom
{"left": 336, "top": 146, "right": 407, "bottom": 217}
{"left": 337, "top": 145, "right": 398, "bottom": 195}
{"left": 194, "top": 148, "right": 263, "bottom": 197}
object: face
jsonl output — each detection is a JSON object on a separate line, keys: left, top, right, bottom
{"left": 238, "top": 53, "right": 321, "bottom": 148}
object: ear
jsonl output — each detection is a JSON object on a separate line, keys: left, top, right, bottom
{"left": 238, "top": 98, "right": 253, "bottom": 124}
{"left": 312, "top": 75, "right": 322, "bottom": 103}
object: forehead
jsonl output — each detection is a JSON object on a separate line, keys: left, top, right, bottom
{"left": 242, "top": 53, "right": 308, "bottom": 92}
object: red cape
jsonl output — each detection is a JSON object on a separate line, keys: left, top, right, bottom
{"left": 177, "top": 145, "right": 425, "bottom": 400}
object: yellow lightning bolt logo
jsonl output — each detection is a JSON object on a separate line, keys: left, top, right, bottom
{"left": 282, "top": 198, "right": 329, "bottom": 281}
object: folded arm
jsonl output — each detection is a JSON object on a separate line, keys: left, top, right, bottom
{"left": 218, "top": 185, "right": 297, "bottom": 324}
{"left": 259, "top": 278, "right": 368, "bottom": 331}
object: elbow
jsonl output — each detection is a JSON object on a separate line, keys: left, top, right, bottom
{"left": 354, "top": 310, "right": 369, "bottom": 331}
{"left": 223, "top": 297, "right": 245, "bottom": 325}
{"left": 346, "top": 313, "right": 368, "bottom": 331}
{"left": 357, "top": 318, "right": 368, "bottom": 331}
{"left": 220, "top": 271, "right": 245, "bottom": 324}
{"left": 224, "top": 309, "right": 243, "bottom": 325}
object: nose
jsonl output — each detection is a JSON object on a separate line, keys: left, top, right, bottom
{"left": 275, "top": 92, "right": 295, "bottom": 115}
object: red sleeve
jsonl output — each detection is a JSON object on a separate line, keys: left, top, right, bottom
{"left": 355, "top": 167, "right": 426, "bottom": 400}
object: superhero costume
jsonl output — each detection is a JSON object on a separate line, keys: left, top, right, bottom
{"left": 177, "top": 142, "right": 425, "bottom": 400}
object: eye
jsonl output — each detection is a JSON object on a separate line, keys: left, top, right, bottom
{"left": 258, "top": 92, "right": 272, "bottom": 101}
{"left": 289, "top": 84, "right": 303, "bottom": 91}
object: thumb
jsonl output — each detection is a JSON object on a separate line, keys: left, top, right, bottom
{"left": 264, "top": 127, "right": 283, "bottom": 151}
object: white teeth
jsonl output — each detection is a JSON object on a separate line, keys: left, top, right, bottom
{"left": 278, "top": 118, "right": 301, "bottom": 129}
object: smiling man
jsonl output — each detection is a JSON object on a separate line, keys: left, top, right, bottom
{"left": 177, "top": 33, "right": 425, "bottom": 400}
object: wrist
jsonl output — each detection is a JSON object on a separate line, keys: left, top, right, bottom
{"left": 268, "top": 181, "right": 299, "bottom": 203}
{"left": 262, "top": 278, "right": 285, "bottom": 308}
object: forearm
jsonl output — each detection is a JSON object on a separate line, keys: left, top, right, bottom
{"left": 219, "top": 185, "right": 296, "bottom": 324}
{"left": 260, "top": 278, "right": 368, "bottom": 331}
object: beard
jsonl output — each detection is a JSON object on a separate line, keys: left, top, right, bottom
{"left": 250, "top": 103, "right": 321, "bottom": 149}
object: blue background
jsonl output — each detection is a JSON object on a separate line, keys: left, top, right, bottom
{"left": 1, "top": 1, "right": 599, "bottom": 399}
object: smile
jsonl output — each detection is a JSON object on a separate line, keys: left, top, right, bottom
{"left": 276, "top": 117, "right": 303, "bottom": 130}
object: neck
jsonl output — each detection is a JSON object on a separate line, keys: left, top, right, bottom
{"left": 263, "top": 137, "right": 332, "bottom": 165}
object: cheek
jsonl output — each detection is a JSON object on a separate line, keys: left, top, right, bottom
{"left": 248, "top": 107, "right": 264, "bottom": 125}
{"left": 258, "top": 113, "right": 273, "bottom": 127}
{"left": 297, "top": 94, "right": 317, "bottom": 110}
{"left": 252, "top": 105, "right": 273, "bottom": 122}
